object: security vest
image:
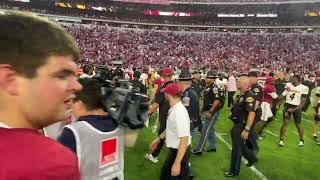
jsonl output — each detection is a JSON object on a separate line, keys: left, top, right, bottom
{"left": 65, "top": 121, "right": 124, "bottom": 180}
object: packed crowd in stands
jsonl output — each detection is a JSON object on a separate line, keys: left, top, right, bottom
{"left": 64, "top": 24, "right": 320, "bottom": 74}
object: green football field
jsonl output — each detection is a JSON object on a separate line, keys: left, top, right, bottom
{"left": 124, "top": 92, "right": 319, "bottom": 180}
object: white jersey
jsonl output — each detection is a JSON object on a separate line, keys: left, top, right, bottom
{"left": 216, "top": 78, "right": 228, "bottom": 90}
{"left": 316, "top": 87, "right": 320, "bottom": 97}
{"left": 282, "top": 83, "right": 309, "bottom": 106}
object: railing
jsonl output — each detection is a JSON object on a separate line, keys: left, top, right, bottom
{"left": 1, "top": 8, "right": 320, "bottom": 29}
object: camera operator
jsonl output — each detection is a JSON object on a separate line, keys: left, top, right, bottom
{"left": 58, "top": 78, "right": 138, "bottom": 180}
{"left": 0, "top": 13, "right": 81, "bottom": 179}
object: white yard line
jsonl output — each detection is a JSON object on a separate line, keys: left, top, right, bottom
{"left": 302, "top": 118, "right": 313, "bottom": 123}
{"left": 216, "top": 133, "right": 228, "bottom": 136}
{"left": 265, "top": 130, "right": 278, "bottom": 137}
{"left": 216, "top": 134, "right": 268, "bottom": 180}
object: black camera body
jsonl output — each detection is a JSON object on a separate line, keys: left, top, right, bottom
{"left": 93, "top": 66, "right": 150, "bottom": 129}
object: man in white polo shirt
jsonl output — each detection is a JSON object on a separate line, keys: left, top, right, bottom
{"left": 150, "top": 83, "right": 191, "bottom": 180}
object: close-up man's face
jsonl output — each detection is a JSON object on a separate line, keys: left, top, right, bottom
{"left": 17, "top": 55, "right": 82, "bottom": 128}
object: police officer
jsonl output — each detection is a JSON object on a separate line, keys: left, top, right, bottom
{"left": 177, "top": 70, "right": 200, "bottom": 178}
{"left": 191, "top": 70, "right": 205, "bottom": 135}
{"left": 192, "top": 71, "right": 224, "bottom": 154}
{"left": 247, "top": 71, "right": 263, "bottom": 151}
{"left": 58, "top": 78, "right": 138, "bottom": 180}
{"left": 225, "top": 77, "right": 258, "bottom": 177}
{"left": 179, "top": 70, "right": 201, "bottom": 134}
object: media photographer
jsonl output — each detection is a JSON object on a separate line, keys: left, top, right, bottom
{"left": 58, "top": 77, "right": 149, "bottom": 180}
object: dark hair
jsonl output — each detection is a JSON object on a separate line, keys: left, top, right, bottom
{"left": 292, "top": 75, "right": 301, "bottom": 82}
{"left": 74, "top": 78, "right": 104, "bottom": 111}
{"left": 83, "top": 64, "right": 93, "bottom": 74}
{"left": 0, "top": 13, "right": 80, "bottom": 78}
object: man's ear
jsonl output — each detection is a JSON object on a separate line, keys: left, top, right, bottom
{"left": 0, "top": 65, "right": 19, "bottom": 96}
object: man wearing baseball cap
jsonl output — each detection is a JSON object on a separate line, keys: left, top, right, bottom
{"left": 150, "top": 83, "right": 191, "bottom": 179}
{"left": 146, "top": 68, "right": 174, "bottom": 163}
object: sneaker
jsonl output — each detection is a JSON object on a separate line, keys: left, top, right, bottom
{"left": 312, "top": 136, "right": 319, "bottom": 142}
{"left": 191, "top": 149, "right": 202, "bottom": 155}
{"left": 224, "top": 171, "right": 238, "bottom": 177}
{"left": 258, "top": 136, "right": 263, "bottom": 140}
{"left": 205, "top": 148, "right": 216, "bottom": 152}
{"left": 247, "top": 158, "right": 258, "bottom": 167}
{"left": 279, "top": 140, "right": 284, "bottom": 147}
{"left": 298, "top": 141, "right": 304, "bottom": 147}
{"left": 145, "top": 153, "right": 158, "bottom": 163}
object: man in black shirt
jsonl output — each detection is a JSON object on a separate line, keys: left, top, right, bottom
{"left": 225, "top": 77, "right": 257, "bottom": 177}
{"left": 191, "top": 70, "right": 205, "bottom": 134}
{"left": 302, "top": 74, "right": 316, "bottom": 112}
{"left": 271, "top": 72, "right": 287, "bottom": 121}
{"left": 145, "top": 68, "right": 174, "bottom": 163}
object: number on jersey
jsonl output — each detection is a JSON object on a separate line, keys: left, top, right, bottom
{"left": 290, "top": 93, "right": 295, "bottom": 101}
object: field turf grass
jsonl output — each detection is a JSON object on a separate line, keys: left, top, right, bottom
{"left": 124, "top": 91, "right": 319, "bottom": 180}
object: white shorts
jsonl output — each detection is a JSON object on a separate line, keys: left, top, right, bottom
{"left": 261, "top": 102, "right": 273, "bottom": 121}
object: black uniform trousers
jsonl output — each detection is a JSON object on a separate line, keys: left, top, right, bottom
{"left": 302, "top": 96, "right": 311, "bottom": 112}
{"left": 160, "top": 147, "right": 191, "bottom": 180}
{"left": 230, "top": 123, "right": 257, "bottom": 175}
{"left": 228, "top": 91, "right": 236, "bottom": 108}
{"left": 246, "top": 108, "right": 261, "bottom": 153}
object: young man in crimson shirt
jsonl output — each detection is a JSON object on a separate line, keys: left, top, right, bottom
{"left": 255, "top": 77, "right": 278, "bottom": 138}
{"left": 0, "top": 14, "right": 82, "bottom": 180}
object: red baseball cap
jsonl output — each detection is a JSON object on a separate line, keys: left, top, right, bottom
{"left": 162, "top": 68, "right": 173, "bottom": 76}
{"left": 161, "top": 83, "right": 182, "bottom": 96}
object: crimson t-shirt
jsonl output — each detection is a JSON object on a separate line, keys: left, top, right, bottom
{"left": 263, "top": 85, "right": 276, "bottom": 105}
{"left": 0, "top": 128, "right": 80, "bottom": 180}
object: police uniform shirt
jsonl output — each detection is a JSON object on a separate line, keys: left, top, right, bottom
{"left": 203, "top": 84, "right": 224, "bottom": 111}
{"left": 181, "top": 87, "right": 200, "bottom": 121}
{"left": 191, "top": 80, "right": 204, "bottom": 97}
{"left": 155, "top": 81, "right": 174, "bottom": 130}
{"left": 251, "top": 82, "right": 263, "bottom": 103}
{"left": 58, "top": 115, "right": 118, "bottom": 155}
{"left": 231, "top": 90, "right": 256, "bottom": 124}
{"left": 166, "top": 101, "right": 191, "bottom": 149}
{"left": 282, "top": 83, "right": 309, "bottom": 106}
